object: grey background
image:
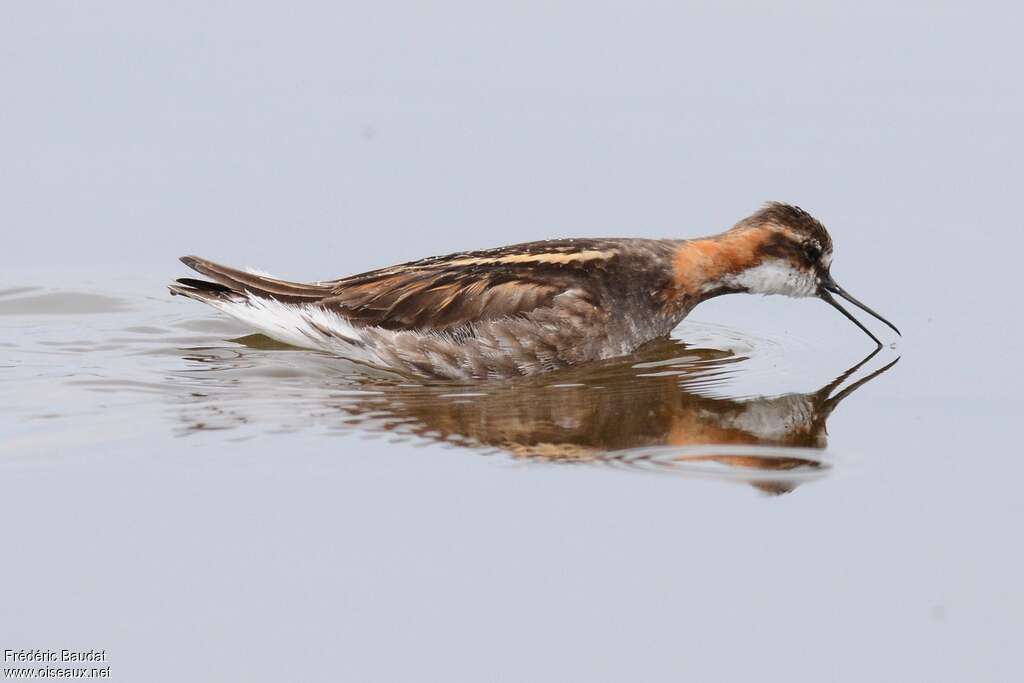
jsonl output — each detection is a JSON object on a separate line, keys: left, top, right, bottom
{"left": 3, "top": 1, "right": 1023, "bottom": 681}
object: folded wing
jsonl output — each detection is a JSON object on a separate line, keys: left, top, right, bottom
{"left": 173, "top": 239, "right": 623, "bottom": 331}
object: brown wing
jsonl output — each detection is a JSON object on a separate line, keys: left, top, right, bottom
{"left": 174, "top": 238, "right": 669, "bottom": 332}
{"left": 322, "top": 271, "right": 568, "bottom": 329}
{"left": 320, "top": 239, "right": 624, "bottom": 330}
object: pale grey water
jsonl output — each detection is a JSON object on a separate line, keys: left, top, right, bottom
{"left": 3, "top": 2, "right": 1023, "bottom": 681}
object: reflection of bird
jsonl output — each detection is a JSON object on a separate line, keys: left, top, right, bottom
{"left": 171, "top": 202, "right": 900, "bottom": 379}
{"left": 177, "top": 339, "right": 897, "bottom": 494}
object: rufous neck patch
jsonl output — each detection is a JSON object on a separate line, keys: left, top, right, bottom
{"left": 671, "top": 228, "right": 766, "bottom": 297}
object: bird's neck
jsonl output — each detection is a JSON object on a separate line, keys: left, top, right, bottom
{"left": 669, "top": 230, "right": 764, "bottom": 303}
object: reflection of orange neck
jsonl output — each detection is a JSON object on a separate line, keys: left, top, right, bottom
{"left": 670, "top": 229, "right": 766, "bottom": 300}
{"left": 666, "top": 414, "right": 755, "bottom": 448}
{"left": 666, "top": 415, "right": 821, "bottom": 473}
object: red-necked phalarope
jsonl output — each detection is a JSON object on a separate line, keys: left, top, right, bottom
{"left": 170, "top": 202, "right": 899, "bottom": 379}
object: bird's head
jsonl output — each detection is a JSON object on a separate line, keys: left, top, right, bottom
{"left": 676, "top": 202, "right": 900, "bottom": 346}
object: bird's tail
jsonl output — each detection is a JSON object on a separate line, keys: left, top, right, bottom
{"left": 168, "top": 256, "right": 332, "bottom": 305}
{"left": 170, "top": 255, "right": 382, "bottom": 359}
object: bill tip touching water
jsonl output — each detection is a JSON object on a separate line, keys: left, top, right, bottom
{"left": 170, "top": 202, "right": 900, "bottom": 379}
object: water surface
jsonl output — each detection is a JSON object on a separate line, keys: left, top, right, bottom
{"left": 2, "top": 259, "right": 1018, "bottom": 683}
{"left": 2, "top": 281, "right": 899, "bottom": 492}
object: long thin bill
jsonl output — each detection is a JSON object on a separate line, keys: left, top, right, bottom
{"left": 827, "top": 282, "right": 901, "bottom": 336}
{"left": 820, "top": 290, "right": 883, "bottom": 347}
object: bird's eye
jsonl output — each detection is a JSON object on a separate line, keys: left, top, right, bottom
{"left": 803, "top": 242, "right": 822, "bottom": 261}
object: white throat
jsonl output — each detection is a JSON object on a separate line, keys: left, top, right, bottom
{"left": 718, "top": 259, "right": 818, "bottom": 298}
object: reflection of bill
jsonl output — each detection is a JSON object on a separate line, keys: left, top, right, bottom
{"left": 178, "top": 339, "right": 897, "bottom": 495}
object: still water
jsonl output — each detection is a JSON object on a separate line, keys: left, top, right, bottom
{"left": 4, "top": 282, "right": 899, "bottom": 492}
{"left": 2, "top": 268, "right": 1020, "bottom": 681}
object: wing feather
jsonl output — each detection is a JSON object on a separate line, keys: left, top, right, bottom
{"left": 321, "top": 268, "right": 569, "bottom": 330}
{"left": 314, "top": 239, "right": 628, "bottom": 330}
{"left": 177, "top": 238, "right": 640, "bottom": 332}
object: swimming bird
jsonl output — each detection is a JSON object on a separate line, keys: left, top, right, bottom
{"left": 170, "top": 202, "right": 899, "bottom": 379}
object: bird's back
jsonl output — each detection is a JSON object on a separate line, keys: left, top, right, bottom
{"left": 170, "top": 237, "right": 685, "bottom": 378}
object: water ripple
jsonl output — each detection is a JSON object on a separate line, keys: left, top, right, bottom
{"left": 1, "top": 287, "right": 899, "bottom": 494}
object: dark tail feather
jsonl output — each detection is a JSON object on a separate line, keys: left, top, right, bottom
{"left": 169, "top": 256, "right": 332, "bottom": 303}
{"left": 168, "top": 277, "right": 237, "bottom": 303}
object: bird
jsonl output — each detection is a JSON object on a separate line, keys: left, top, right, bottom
{"left": 169, "top": 202, "right": 900, "bottom": 380}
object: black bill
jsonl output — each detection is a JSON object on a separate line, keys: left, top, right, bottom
{"left": 819, "top": 275, "right": 901, "bottom": 347}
